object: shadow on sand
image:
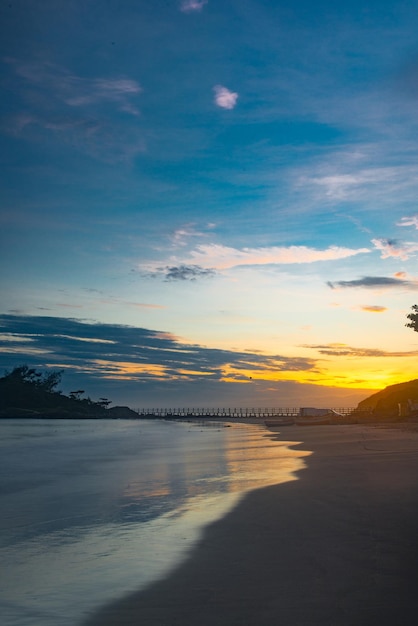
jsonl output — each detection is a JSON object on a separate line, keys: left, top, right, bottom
{"left": 83, "top": 426, "right": 418, "bottom": 626}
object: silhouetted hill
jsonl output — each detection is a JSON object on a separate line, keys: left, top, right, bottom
{"left": 106, "top": 406, "right": 139, "bottom": 419}
{"left": 0, "top": 365, "right": 135, "bottom": 419}
{"left": 357, "top": 379, "right": 418, "bottom": 418}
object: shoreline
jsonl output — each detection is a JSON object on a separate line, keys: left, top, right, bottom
{"left": 3, "top": 411, "right": 418, "bottom": 428}
{"left": 83, "top": 424, "right": 418, "bottom": 625}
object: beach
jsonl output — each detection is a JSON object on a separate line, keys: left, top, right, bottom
{"left": 84, "top": 423, "right": 418, "bottom": 626}
{"left": 0, "top": 418, "right": 305, "bottom": 626}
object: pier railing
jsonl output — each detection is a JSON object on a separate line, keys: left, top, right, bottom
{"left": 135, "top": 407, "right": 367, "bottom": 418}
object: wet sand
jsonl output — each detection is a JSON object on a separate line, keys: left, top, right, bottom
{"left": 83, "top": 424, "right": 418, "bottom": 625}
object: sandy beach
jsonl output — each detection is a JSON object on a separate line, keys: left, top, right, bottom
{"left": 83, "top": 424, "right": 418, "bottom": 626}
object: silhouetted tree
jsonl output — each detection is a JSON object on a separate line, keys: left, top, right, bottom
{"left": 406, "top": 305, "right": 418, "bottom": 333}
{"left": 69, "top": 390, "right": 85, "bottom": 400}
{"left": 97, "top": 397, "right": 112, "bottom": 409}
{"left": 0, "top": 365, "right": 63, "bottom": 410}
{"left": 4, "top": 365, "right": 63, "bottom": 392}
{"left": 0, "top": 366, "right": 114, "bottom": 415}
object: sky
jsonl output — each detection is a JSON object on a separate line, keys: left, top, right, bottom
{"left": 1, "top": 0, "right": 418, "bottom": 409}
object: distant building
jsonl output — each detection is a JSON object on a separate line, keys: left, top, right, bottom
{"left": 299, "top": 407, "right": 330, "bottom": 417}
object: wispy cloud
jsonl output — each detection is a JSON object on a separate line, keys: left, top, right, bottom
{"left": 140, "top": 243, "right": 371, "bottom": 278}
{"left": 66, "top": 78, "right": 141, "bottom": 116}
{"left": 6, "top": 59, "right": 142, "bottom": 114}
{"left": 213, "top": 85, "right": 238, "bottom": 110}
{"left": 3, "top": 59, "right": 144, "bottom": 161}
{"left": 309, "top": 174, "right": 361, "bottom": 200}
{"left": 182, "top": 243, "right": 370, "bottom": 270}
{"left": 303, "top": 343, "right": 418, "bottom": 358}
{"left": 180, "top": 0, "right": 208, "bottom": 12}
{"left": 170, "top": 224, "right": 214, "bottom": 247}
{"left": 397, "top": 215, "right": 418, "bottom": 230}
{"left": 360, "top": 305, "right": 387, "bottom": 313}
{"left": 372, "top": 237, "right": 418, "bottom": 260}
{"left": 297, "top": 148, "right": 418, "bottom": 209}
{"left": 327, "top": 275, "right": 418, "bottom": 289}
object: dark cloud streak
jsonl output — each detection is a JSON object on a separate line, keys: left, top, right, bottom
{"left": 0, "top": 315, "right": 316, "bottom": 390}
{"left": 165, "top": 265, "right": 215, "bottom": 281}
{"left": 303, "top": 343, "right": 418, "bottom": 358}
{"left": 152, "top": 265, "right": 216, "bottom": 281}
{"left": 327, "top": 276, "right": 418, "bottom": 289}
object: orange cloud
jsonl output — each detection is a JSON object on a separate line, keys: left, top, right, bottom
{"left": 360, "top": 305, "right": 387, "bottom": 313}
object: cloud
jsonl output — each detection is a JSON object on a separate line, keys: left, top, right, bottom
{"left": 213, "top": 85, "right": 238, "bottom": 110}
{"left": 3, "top": 59, "right": 144, "bottom": 161}
{"left": 303, "top": 167, "right": 404, "bottom": 201}
{"left": 371, "top": 238, "right": 418, "bottom": 260}
{"left": 309, "top": 174, "right": 361, "bottom": 200}
{"left": 66, "top": 78, "right": 141, "bottom": 110}
{"left": 6, "top": 59, "right": 141, "bottom": 114}
{"left": 161, "top": 264, "right": 216, "bottom": 281}
{"left": 182, "top": 243, "right": 370, "bottom": 270}
{"left": 303, "top": 343, "right": 418, "bottom": 358}
{"left": 299, "top": 157, "right": 418, "bottom": 207}
{"left": 397, "top": 215, "right": 418, "bottom": 230}
{"left": 170, "top": 224, "right": 214, "bottom": 247}
{"left": 0, "top": 315, "right": 317, "bottom": 389}
{"left": 180, "top": 0, "right": 208, "bottom": 12}
{"left": 140, "top": 243, "right": 371, "bottom": 278}
{"left": 327, "top": 275, "right": 418, "bottom": 289}
{"left": 360, "top": 305, "right": 387, "bottom": 313}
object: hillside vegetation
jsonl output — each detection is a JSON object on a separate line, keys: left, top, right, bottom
{"left": 0, "top": 365, "right": 137, "bottom": 418}
{"left": 357, "top": 379, "right": 418, "bottom": 418}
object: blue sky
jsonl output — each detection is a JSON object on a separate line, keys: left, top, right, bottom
{"left": 1, "top": 0, "right": 418, "bottom": 408}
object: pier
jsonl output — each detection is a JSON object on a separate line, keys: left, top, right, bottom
{"left": 135, "top": 407, "right": 366, "bottom": 418}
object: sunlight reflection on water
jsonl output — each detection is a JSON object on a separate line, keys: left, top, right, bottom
{"left": 0, "top": 419, "right": 309, "bottom": 626}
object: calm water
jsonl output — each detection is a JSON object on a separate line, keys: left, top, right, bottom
{"left": 0, "top": 418, "right": 308, "bottom": 626}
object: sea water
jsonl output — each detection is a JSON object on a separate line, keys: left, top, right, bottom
{"left": 0, "top": 418, "right": 307, "bottom": 626}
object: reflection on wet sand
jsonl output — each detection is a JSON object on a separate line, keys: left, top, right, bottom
{"left": 0, "top": 419, "right": 308, "bottom": 626}
{"left": 120, "top": 426, "right": 310, "bottom": 504}
{"left": 84, "top": 425, "right": 418, "bottom": 626}
{"left": 222, "top": 430, "right": 310, "bottom": 493}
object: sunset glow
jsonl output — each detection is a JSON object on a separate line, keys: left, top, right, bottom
{"left": 1, "top": 1, "right": 418, "bottom": 407}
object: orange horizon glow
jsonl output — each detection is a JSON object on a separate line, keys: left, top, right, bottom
{"left": 86, "top": 355, "right": 417, "bottom": 393}
{"left": 220, "top": 360, "right": 417, "bottom": 391}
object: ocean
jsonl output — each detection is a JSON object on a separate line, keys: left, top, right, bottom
{"left": 0, "top": 418, "right": 307, "bottom": 625}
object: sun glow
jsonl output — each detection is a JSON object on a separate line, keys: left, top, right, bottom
{"left": 93, "top": 360, "right": 169, "bottom": 379}
{"left": 220, "top": 359, "right": 416, "bottom": 391}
